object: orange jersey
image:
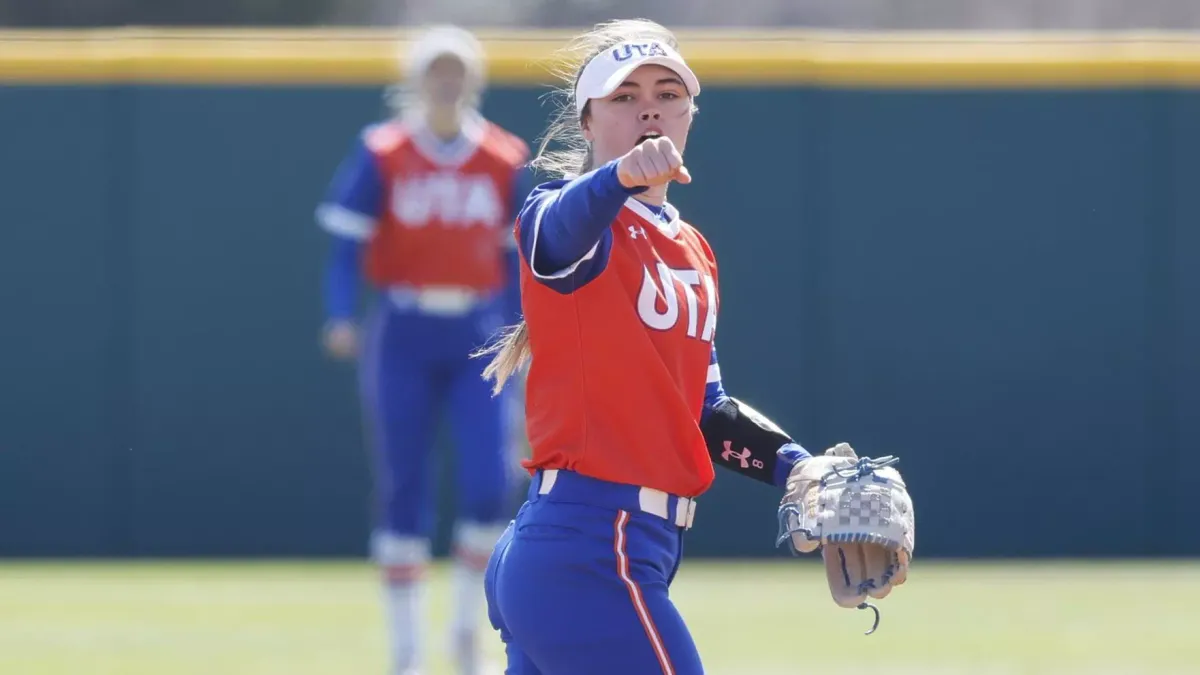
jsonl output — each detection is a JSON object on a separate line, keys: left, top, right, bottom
{"left": 360, "top": 115, "right": 529, "bottom": 291}
{"left": 517, "top": 196, "right": 719, "bottom": 498}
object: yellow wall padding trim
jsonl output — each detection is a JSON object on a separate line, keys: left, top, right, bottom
{"left": 1, "top": 28, "right": 1198, "bottom": 87}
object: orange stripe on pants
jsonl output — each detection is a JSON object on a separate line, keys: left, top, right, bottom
{"left": 614, "top": 510, "right": 675, "bottom": 675}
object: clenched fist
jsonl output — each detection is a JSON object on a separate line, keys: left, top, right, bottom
{"left": 616, "top": 136, "right": 692, "bottom": 189}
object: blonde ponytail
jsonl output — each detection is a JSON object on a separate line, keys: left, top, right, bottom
{"left": 474, "top": 321, "right": 531, "bottom": 396}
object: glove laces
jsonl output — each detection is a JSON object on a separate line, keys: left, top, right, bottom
{"left": 857, "top": 601, "right": 881, "bottom": 635}
{"left": 775, "top": 455, "right": 902, "bottom": 548}
{"left": 825, "top": 455, "right": 900, "bottom": 484}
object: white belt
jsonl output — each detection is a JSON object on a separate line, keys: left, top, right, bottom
{"left": 387, "top": 286, "right": 481, "bottom": 316}
{"left": 538, "top": 469, "right": 697, "bottom": 530}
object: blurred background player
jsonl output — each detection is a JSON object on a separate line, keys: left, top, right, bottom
{"left": 315, "top": 24, "right": 532, "bottom": 675}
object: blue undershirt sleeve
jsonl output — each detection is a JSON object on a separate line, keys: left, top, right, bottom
{"left": 317, "top": 132, "right": 383, "bottom": 323}
{"left": 516, "top": 159, "right": 645, "bottom": 292}
{"left": 323, "top": 236, "right": 363, "bottom": 322}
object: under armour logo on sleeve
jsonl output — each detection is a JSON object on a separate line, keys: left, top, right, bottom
{"left": 722, "top": 441, "right": 764, "bottom": 470}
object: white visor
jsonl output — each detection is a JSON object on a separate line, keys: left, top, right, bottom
{"left": 574, "top": 40, "right": 701, "bottom": 114}
{"left": 405, "top": 25, "right": 485, "bottom": 84}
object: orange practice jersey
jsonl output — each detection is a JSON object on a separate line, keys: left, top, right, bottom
{"left": 517, "top": 198, "right": 720, "bottom": 498}
{"left": 361, "top": 118, "right": 529, "bottom": 291}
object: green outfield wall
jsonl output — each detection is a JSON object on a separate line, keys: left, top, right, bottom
{"left": 1, "top": 30, "right": 1197, "bottom": 559}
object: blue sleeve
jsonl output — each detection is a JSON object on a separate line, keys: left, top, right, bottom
{"left": 701, "top": 343, "right": 811, "bottom": 488}
{"left": 774, "top": 443, "right": 812, "bottom": 488}
{"left": 317, "top": 131, "right": 380, "bottom": 322}
{"left": 516, "top": 159, "right": 644, "bottom": 293}
{"left": 315, "top": 131, "right": 385, "bottom": 241}
{"left": 323, "top": 235, "right": 362, "bottom": 322}
{"left": 702, "top": 343, "right": 728, "bottom": 411}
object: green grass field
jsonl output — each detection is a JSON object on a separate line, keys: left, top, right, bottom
{"left": 1, "top": 559, "right": 1197, "bottom": 674}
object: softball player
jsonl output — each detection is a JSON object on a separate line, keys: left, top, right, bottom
{"left": 316, "top": 25, "right": 531, "bottom": 675}
{"left": 472, "top": 19, "right": 818, "bottom": 674}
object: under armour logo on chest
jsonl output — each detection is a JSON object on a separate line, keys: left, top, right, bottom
{"left": 629, "top": 225, "right": 646, "bottom": 239}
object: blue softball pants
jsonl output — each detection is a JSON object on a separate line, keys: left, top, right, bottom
{"left": 485, "top": 468, "right": 704, "bottom": 674}
{"left": 358, "top": 294, "right": 515, "bottom": 537}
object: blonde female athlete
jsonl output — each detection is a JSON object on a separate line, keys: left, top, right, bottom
{"left": 473, "top": 18, "right": 914, "bottom": 675}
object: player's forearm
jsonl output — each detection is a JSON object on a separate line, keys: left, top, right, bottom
{"left": 528, "top": 159, "right": 643, "bottom": 272}
{"left": 701, "top": 396, "right": 812, "bottom": 487}
{"left": 323, "top": 236, "right": 362, "bottom": 322}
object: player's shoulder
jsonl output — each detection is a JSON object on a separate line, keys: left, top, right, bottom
{"left": 514, "top": 178, "right": 571, "bottom": 232}
{"left": 676, "top": 216, "right": 717, "bottom": 261}
{"left": 361, "top": 120, "right": 410, "bottom": 155}
{"left": 677, "top": 218, "right": 704, "bottom": 240}
{"left": 479, "top": 120, "right": 532, "bottom": 167}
